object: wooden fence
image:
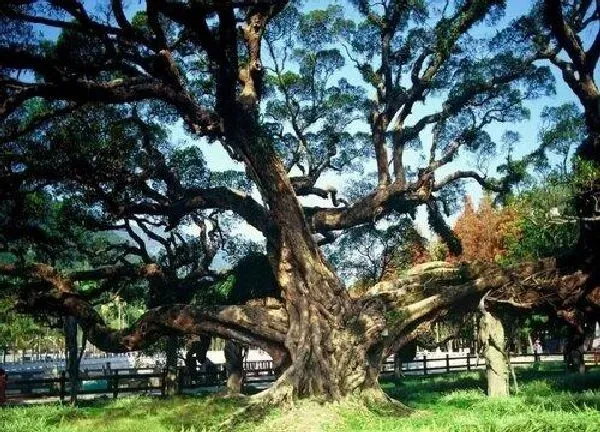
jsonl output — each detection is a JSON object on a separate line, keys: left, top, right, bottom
{"left": 4, "top": 352, "right": 598, "bottom": 401}
{"left": 384, "top": 351, "right": 600, "bottom": 376}
{"left": 6, "top": 368, "right": 166, "bottom": 401}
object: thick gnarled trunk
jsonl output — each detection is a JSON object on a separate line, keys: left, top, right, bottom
{"left": 478, "top": 306, "right": 509, "bottom": 397}
{"left": 271, "top": 241, "right": 383, "bottom": 400}
{"left": 64, "top": 316, "right": 79, "bottom": 404}
{"left": 225, "top": 339, "right": 244, "bottom": 395}
{"left": 565, "top": 327, "right": 586, "bottom": 374}
{"left": 263, "top": 184, "right": 384, "bottom": 400}
{"left": 231, "top": 107, "right": 386, "bottom": 399}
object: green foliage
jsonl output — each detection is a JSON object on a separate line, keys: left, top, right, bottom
{"left": 0, "top": 296, "right": 58, "bottom": 354}
{"left": 573, "top": 158, "right": 600, "bottom": 194}
{"left": 212, "top": 274, "right": 237, "bottom": 301}
{"left": 536, "top": 104, "right": 585, "bottom": 174}
{"left": 503, "top": 176, "right": 578, "bottom": 263}
{"left": 54, "top": 28, "right": 110, "bottom": 79}
{"left": 98, "top": 298, "right": 145, "bottom": 331}
{"left": 428, "top": 239, "right": 450, "bottom": 262}
{"left": 131, "top": 12, "right": 149, "bottom": 31}
{"left": 209, "top": 170, "right": 253, "bottom": 192}
{"left": 264, "top": 4, "right": 368, "bottom": 176}
{"left": 169, "top": 147, "right": 210, "bottom": 188}
{"left": 326, "top": 217, "right": 426, "bottom": 285}
{"left": 385, "top": 309, "right": 409, "bottom": 327}
{"left": 208, "top": 252, "right": 278, "bottom": 305}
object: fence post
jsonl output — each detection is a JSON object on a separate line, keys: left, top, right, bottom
{"left": 423, "top": 355, "right": 427, "bottom": 376}
{"left": 59, "top": 371, "right": 66, "bottom": 402}
{"left": 112, "top": 370, "right": 119, "bottom": 399}
{"left": 467, "top": 354, "right": 471, "bottom": 371}
{"left": 446, "top": 353, "right": 450, "bottom": 373}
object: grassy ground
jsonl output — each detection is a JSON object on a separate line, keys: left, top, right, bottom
{"left": 3, "top": 366, "right": 600, "bottom": 432}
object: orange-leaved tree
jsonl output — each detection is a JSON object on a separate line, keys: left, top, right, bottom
{"left": 452, "top": 195, "right": 520, "bottom": 262}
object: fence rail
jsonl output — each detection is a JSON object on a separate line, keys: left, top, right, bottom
{"left": 4, "top": 351, "right": 598, "bottom": 401}
{"left": 5, "top": 369, "right": 166, "bottom": 401}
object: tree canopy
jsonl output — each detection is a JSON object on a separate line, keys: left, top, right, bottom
{"left": 0, "top": 0, "right": 599, "bottom": 404}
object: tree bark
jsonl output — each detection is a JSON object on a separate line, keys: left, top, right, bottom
{"left": 565, "top": 327, "right": 586, "bottom": 374}
{"left": 227, "top": 110, "right": 384, "bottom": 400}
{"left": 574, "top": 87, "right": 600, "bottom": 269}
{"left": 163, "top": 335, "right": 180, "bottom": 395}
{"left": 478, "top": 305, "right": 509, "bottom": 397}
{"left": 184, "top": 334, "right": 211, "bottom": 385}
{"left": 63, "top": 315, "right": 79, "bottom": 404}
{"left": 224, "top": 339, "right": 244, "bottom": 395}
{"left": 165, "top": 335, "right": 179, "bottom": 370}
{"left": 266, "top": 239, "right": 384, "bottom": 401}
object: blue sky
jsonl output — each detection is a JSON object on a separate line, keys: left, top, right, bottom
{"left": 32, "top": 1, "right": 597, "bottom": 248}
{"left": 176, "top": 0, "right": 591, "bottom": 241}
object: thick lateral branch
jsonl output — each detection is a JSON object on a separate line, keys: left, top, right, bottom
{"left": 121, "top": 187, "right": 269, "bottom": 232}
{"left": 543, "top": 0, "right": 588, "bottom": 73}
{"left": 0, "top": 103, "right": 78, "bottom": 144}
{"left": 0, "top": 75, "right": 221, "bottom": 136}
{"left": 305, "top": 184, "right": 424, "bottom": 233}
{"left": 304, "top": 167, "right": 504, "bottom": 235}
{"left": 5, "top": 257, "right": 597, "bottom": 375}
{"left": 433, "top": 171, "right": 503, "bottom": 192}
{"left": 43, "top": 293, "right": 288, "bottom": 354}
{"left": 1, "top": 262, "right": 288, "bottom": 355}
{"left": 366, "top": 259, "right": 597, "bottom": 351}
{"left": 1, "top": 263, "right": 165, "bottom": 288}
{"left": 67, "top": 263, "right": 164, "bottom": 281}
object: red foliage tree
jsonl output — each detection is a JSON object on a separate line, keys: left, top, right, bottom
{"left": 452, "top": 195, "right": 519, "bottom": 262}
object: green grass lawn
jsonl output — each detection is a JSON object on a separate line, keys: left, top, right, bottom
{"left": 3, "top": 367, "right": 600, "bottom": 432}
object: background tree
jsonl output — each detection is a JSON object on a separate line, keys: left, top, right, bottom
{"left": 326, "top": 217, "right": 427, "bottom": 289}
{"left": 452, "top": 195, "right": 519, "bottom": 262}
{"left": 496, "top": 0, "right": 600, "bottom": 261}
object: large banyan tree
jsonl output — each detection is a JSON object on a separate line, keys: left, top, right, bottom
{"left": 1, "top": 0, "right": 599, "bottom": 404}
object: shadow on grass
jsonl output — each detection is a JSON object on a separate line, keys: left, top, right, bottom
{"left": 6, "top": 366, "right": 600, "bottom": 432}
{"left": 519, "top": 365, "right": 600, "bottom": 391}
{"left": 381, "top": 365, "right": 600, "bottom": 411}
{"left": 31, "top": 394, "right": 255, "bottom": 431}
{"left": 382, "top": 373, "right": 485, "bottom": 407}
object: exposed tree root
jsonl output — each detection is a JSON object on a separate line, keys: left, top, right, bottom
{"left": 357, "top": 387, "right": 412, "bottom": 416}
{"left": 218, "top": 373, "right": 296, "bottom": 430}
{"left": 218, "top": 400, "right": 272, "bottom": 431}
{"left": 218, "top": 373, "right": 410, "bottom": 430}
